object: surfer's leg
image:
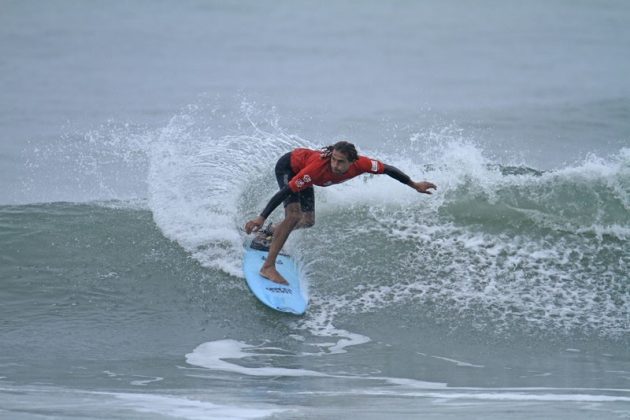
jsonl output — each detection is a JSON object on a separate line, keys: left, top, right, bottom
{"left": 296, "top": 186, "right": 314, "bottom": 229}
{"left": 260, "top": 202, "right": 301, "bottom": 284}
{"left": 297, "top": 213, "right": 314, "bottom": 229}
{"left": 267, "top": 211, "right": 313, "bottom": 232}
{"left": 262, "top": 159, "right": 312, "bottom": 284}
{"left": 266, "top": 152, "right": 300, "bottom": 236}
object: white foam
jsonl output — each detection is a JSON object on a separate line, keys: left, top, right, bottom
{"left": 422, "top": 392, "right": 630, "bottom": 403}
{"left": 295, "top": 388, "right": 630, "bottom": 403}
{"left": 430, "top": 356, "right": 485, "bottom": 368}
{"left": 311, "top": 205, "right": 628, "bottom": 336}
{"left": 289, "top": 294, "right": 373, "bottom": 356}
{"left": 297, "top": 317, "right": 372, "bottom": 355}
{"left": 103, "top": 370, "right": 164, "bottom": 386}
{"left": 145, "top": 102, "right": 314, "bottom": 277}
{"left": 111, "top": 392, "right": 286, "bottom": 420}
{"left": 289, "top": 334, "right": 305, "bottom": 341}
{"left": 185, "top": 339, "right": 327, "bottom": 377}
{"left": 129, "top": 376, "right": 164, "bottom": 386}
{"left": 185, "top": 339, "right": 448, "bottom": 389}
{"left": 0, "top": 383, "right": 288, "bottom": 420}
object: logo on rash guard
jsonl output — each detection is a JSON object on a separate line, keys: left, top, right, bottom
{"left": 371, "top": 160, "right": 378, "bottom": 172}
{"left": 296, "top": 174, "right": 311, "bottom": 188}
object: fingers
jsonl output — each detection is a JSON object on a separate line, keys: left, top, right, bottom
{"left": 244, "top": 220, "right": 261, "bottom": 234}
{"left": 416, "top": 182, "right": 437, "bottom": 194}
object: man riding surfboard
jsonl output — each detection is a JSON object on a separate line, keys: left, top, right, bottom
{"left": 245, "top": 141, "right": 436, "bottom": 285}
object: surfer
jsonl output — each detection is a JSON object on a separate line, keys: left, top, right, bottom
{"left": 244, "top": 141, "right": 436, "bottom": 285}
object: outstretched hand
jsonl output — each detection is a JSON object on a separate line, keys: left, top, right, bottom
{"left": 411, "top": 181, "right": 437, "bottom": 194}
{"left": 244, "top": 215, "right": 265, "bottom": 234}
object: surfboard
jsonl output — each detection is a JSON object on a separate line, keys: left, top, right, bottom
{"left": 243, "top": 236, "right": 308, "bottom": 315}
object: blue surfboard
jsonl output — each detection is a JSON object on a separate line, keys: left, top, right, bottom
{"left": 243, "top": 239, "right": 308, "bottom": 315}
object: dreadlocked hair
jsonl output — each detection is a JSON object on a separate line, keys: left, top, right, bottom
{"left": 320, "top": 141, "right": 359, "bottom": 162}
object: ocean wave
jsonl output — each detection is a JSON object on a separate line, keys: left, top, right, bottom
{"left": 10, "top": 101, "right": 629, "bottom": 339}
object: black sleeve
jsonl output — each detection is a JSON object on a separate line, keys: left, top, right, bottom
{"left": 383, "top": 164, "right": 412, "bottom": 185}
{"left": 260, "top": 186, "right": 292, "bottom": 218}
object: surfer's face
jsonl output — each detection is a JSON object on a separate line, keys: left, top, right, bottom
{"left": 330, "top": 149, "right": 352, "bottom": 174}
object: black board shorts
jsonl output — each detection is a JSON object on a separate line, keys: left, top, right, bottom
{"left": 275, "top": 152, "right": 315, "bottom": 212}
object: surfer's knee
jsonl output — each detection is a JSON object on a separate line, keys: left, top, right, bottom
{"left": 283, "top": 207, "right": 302, "bottom": 226}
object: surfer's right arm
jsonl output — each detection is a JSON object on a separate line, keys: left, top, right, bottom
{"left": 244, "top": 186, "right": 292, "bottom": 234}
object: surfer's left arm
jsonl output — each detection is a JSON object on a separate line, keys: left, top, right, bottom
{"left": 383, "top": 164, "right": 437, "bottom": 194}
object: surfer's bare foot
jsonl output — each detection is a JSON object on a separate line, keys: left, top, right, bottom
{"left": 260, "top": 265, "right": 289, "bottom": 285}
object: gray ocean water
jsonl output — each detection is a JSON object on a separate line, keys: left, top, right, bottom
{"left": 1, "top": 1, "right": 629, "bottom": 419}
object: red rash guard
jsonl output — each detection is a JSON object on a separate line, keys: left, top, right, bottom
{"left": 288, "top": 148, "right": 385, "bottom": 192}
